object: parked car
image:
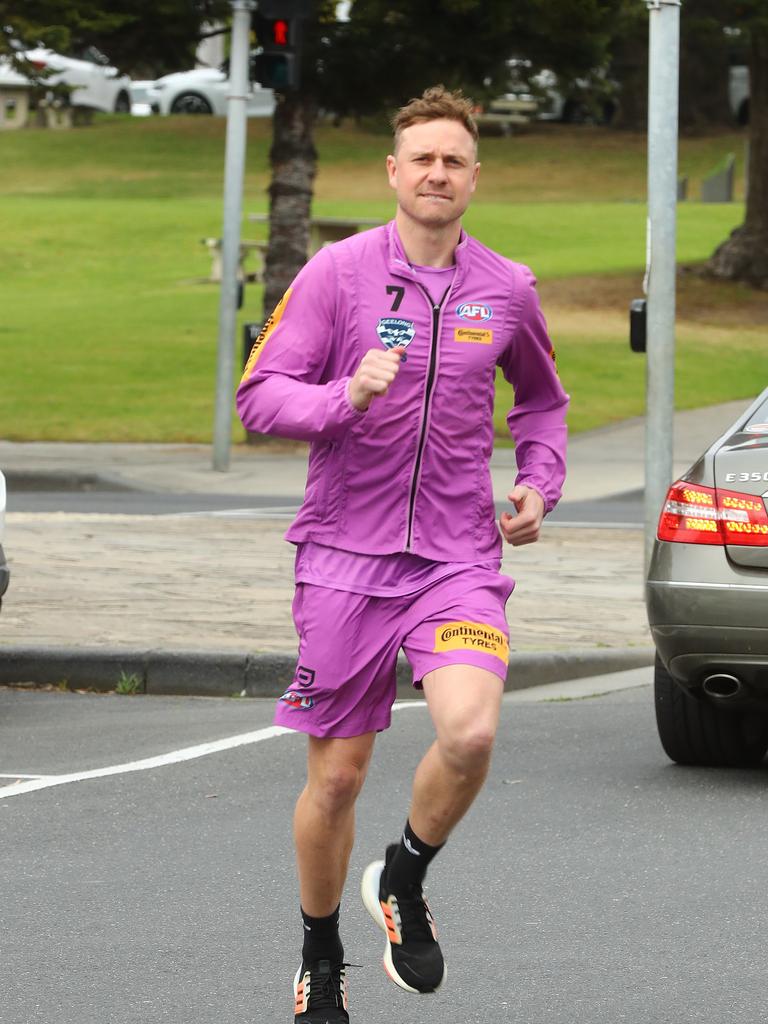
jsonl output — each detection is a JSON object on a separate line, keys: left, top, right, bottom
{"left": 0, "top": 46, "right": 131, "bottom": 113}
{"left": 148, "top": 64, "right": 275, "bottom": 117}
{"left": 647, "top": 387, "right": 768, "bottom": 768}
{"left": 0, "top": 471, "right": 9, "bottom": 611}
{"left": 496, "top": 59, "right": 617, "bottom": 125}
{"left": 535, "top": 68, "right": 618, "bottom": 124}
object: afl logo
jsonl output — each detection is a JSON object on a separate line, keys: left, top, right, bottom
{"left": 457, "top": 303, "right": 492, "bottom": 322}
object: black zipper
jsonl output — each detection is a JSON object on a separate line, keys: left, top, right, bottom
{"left": 405, "top": 283, "right": 452, "bottom": 551}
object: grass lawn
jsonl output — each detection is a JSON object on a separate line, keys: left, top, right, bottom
{"left": 0, "top": 116, "right": 763, "bottom": 443}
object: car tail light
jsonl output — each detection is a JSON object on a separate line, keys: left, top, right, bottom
{"left": 719, "top": 488, "right": 768, "bottom": 545}
{"left": 658, "top": 481, "right": 768, "bottom": 546}
{"left": 29, "top": 59, "right": 48, "bottom": 71}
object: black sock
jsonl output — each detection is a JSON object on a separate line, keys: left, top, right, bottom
{"left": 385, "top": 820, "right": 444, "bottom": 892}
{"left": 301, "top": 905, "right": 343, "bottom": 966}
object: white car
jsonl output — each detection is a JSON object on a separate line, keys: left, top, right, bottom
{"left": 148, "top": 66, "right": 275, "bottom": 117}
{"left": 0, "top": 471, "right": 9, "bottom": 611}
{"left": 0, "top": 46, "right": 131, "bottom": 113}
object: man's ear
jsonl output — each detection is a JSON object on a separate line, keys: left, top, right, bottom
{"left": 471, "top": 161, "right": 481, "bottom": 192}
{"left": 386, "top": 153, "right": 397, "bottom": 189}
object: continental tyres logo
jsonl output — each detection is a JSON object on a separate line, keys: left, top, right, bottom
{"left": 433, "top": 621, "right": 509, "bottom": 664}
{"left": 454, "top": 327, "right": 492, "bottom": 345}
{"left": 240, "top": 287, "right": 292, "bottom": 382}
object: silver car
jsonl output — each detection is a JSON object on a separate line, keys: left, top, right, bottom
{"left": 647, "top": 387, "right": 768, "bottom": 767}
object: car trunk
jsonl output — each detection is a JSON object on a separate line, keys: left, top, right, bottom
{"left": 714, "top": 412, "right": 768, "bottom": 569}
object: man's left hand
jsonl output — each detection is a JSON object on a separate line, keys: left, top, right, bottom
{"left": 499, "top": 486, "right": 545, "bottom": 546}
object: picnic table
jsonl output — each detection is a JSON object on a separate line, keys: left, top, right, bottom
{"left": 475, "top": 96, "right": 539, "bottom": 135}
{"left": 248, "top": 213, "right": 383, "bottom": 255}
{"left": 203, "top": 215, "right": 383, "bottom": 283}
{"left": 201, "top": 237, "right": 268, "bottom": 283}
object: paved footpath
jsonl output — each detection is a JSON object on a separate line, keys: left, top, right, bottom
{"left": 1, "top": 514, "right": 647, "bottom": 652}
{"left": 0, "top": 401, "right": 750, "bottom": 693}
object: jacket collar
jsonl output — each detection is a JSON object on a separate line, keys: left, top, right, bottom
{"left": 386, "top": 220, "right": 470, "bottom": 290}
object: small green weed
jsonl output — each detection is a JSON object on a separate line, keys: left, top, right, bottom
{"left": 115, "top": 671, "right": 142, "bottom": 696}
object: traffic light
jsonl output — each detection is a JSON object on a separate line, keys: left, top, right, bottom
{"left": 253, "top": 12, "right": 302, "bottom": 91}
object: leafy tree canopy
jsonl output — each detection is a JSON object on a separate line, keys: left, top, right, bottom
{"left": 303, "top": 0, "right": 622, "bottom": 117}
{"left": 0, "top": 1, "right": 231, "bottom": 78}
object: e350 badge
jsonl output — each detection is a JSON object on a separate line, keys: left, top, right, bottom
{"left": 376, "top": 318, "right": 415, "bottom": 361}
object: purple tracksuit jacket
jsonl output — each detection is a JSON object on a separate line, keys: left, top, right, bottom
{"left": 236, "top": 221, "right": 569, "bottom": 563}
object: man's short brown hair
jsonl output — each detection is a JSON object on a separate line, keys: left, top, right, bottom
{"left": 392, "top": 85, "right": 479, "bottom": 152}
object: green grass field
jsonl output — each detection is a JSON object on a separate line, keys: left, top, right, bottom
{"left": 0, "top": 115, "right": 762, "bottom": 442}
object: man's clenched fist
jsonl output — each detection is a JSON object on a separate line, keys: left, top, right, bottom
{"left": 499, "top": 486, "right": 545, "bottom": 546}
{"left": 347, "top": 347, "right": 405, "bottom": 411}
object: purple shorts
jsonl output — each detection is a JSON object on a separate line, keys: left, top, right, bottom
{"left": 274, "top": 567, "right": 514, "bottom": 738}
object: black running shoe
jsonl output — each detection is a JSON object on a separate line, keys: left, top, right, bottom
{"left": 361, "top": 844, "right": 446, "bottom": 994}
{"left": 293, "top": 959, "right": 349, "bottom": 1023}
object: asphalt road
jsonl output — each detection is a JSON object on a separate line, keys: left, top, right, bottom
{"left": 4, "top": 672, "right": 768, "bottom": 1024}
{"left": 6, "top": 489, "right": 644, "bottom": 526}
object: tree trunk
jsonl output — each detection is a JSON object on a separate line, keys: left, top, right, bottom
{"left": 706, "top": 27, "right": 768, "bottom": 288}
{"left": 244, "top": 92, "right": 317, "bottom": 444}
{"left": 263, "top": 91, "right": 318, "bottom": 317}
{"left": 679, "top": 17, "right": 731, "bottom": 130}
{"left": 610, "top": 39, "right": 648, "bottom": 131}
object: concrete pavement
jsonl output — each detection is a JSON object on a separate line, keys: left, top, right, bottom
{"left": 0, "top": 398, "right": 748, "bottom": 502}
{"left": 0, "top": 400, "right": 750, "bottom": 695}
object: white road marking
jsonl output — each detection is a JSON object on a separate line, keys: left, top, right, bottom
{"left": 163, "top": 507, "right": 298, "bottom": 520}
{"left": 544, "top": 520, "right": 639, "bottom": 530}
{"left": 0, "top": 725, "right": 296, "bottom": 800}
{"left": 0, "top": 702, "right": 428, "bottom": 801}
{"left": 0, "top": 680, "right": 648, "bottom": 802}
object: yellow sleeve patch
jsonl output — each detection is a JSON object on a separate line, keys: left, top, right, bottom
{"left": 433, "top": 621, "right": 509, "bottom": 664}
{"left": 240, "top": 287, "right": 293, "bottom": 383}
{"left": 454, "top": 327, "right": 493, "bottom": 344}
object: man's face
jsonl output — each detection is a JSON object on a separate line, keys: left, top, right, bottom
{"left": 386, "top": 118, "right": 479, "bottom": 229}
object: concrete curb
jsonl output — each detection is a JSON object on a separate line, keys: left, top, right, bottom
{"left": 0, "top": 645, "right": 655, "bottom": 698}
{"left": 4, "top": 470, "right": 138, "bottom": 493}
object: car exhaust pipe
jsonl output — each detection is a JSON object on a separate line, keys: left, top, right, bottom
{"left": 701, "top": 673, "right": 745, "bottom": 702}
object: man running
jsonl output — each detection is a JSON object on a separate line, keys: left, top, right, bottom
{"left": 236, "top": 85, "right": 568, "bottom": 1023}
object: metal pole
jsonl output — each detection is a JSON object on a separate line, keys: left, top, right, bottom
{"left": 644, "top": 0, "right": 681, "bottom": 568}
{"left": 212, "top": 0, "right": 256, "bottom": 472}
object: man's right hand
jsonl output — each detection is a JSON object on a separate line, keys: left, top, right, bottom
{"left": 347, "top": 347, "right": 405, "bottom": 411}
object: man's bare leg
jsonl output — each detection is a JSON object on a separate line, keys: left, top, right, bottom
{"left": 360, "top": 665, "right": 503, "bottom": 994}
{"left": 295, "top": 732, "right": 377, "bottom": 916}
{"left": 410, "top": 664, "right": 504, "bottom": 844}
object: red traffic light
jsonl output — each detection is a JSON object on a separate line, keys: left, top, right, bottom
{"left": 272, "top": 19, "right": 289, "bottom": 45}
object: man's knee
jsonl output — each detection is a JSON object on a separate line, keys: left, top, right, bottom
{"left": 307, "top": 735, "right": 374, "bottom": 814}
{"left": 438, "top": 721, "right": 496, "bottom": 774}
{"left": 423, "top": 666, "right": 503, "bottom": 775}
{"left": 312, "top": 761, "right": 366, "bottom": 811}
